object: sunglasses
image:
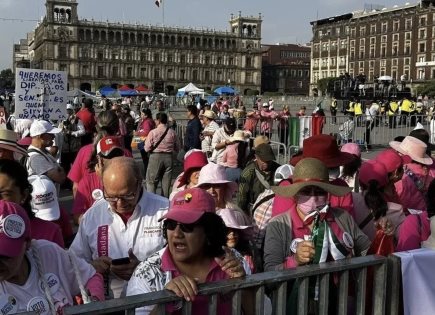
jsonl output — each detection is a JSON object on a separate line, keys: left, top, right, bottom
{"left": 164, "top": 219, "right": 197, "bottom": 233}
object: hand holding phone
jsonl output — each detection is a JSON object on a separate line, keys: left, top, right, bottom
{"left": 111, "top": 257, "right": 130, "bottom": 265}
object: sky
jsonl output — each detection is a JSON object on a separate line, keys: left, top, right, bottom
{"left": 0, "top": 0, "right": 410, "bottom": 70}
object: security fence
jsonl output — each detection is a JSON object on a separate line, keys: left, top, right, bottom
{"left": 60, "top": 255, "right": 394, "bottom": 315}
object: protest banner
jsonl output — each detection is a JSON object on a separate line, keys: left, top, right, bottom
{"left": 15, "top": 68, "right": 67, "bottom": 121}
{"left": 0, "top": 107, "right": 6, "bottom": 129}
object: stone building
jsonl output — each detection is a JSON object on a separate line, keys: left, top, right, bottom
{"left": 310, "top": 0, "right": 435, "bottom": 95}
{"left": 14, "top": 0, "right": 262, "bottom": 94}
{"left": 261, "top": 44, "right": 310, "bottom": 95}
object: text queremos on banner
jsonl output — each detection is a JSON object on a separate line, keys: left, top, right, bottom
{"left": 15, "top": 68, "right": 67, "bottom": 121}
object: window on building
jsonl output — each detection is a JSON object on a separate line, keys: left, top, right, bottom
{"left": 359, "top": 61, "right": 364, "bottom": 68}
{"left": 167, "top": 69, "right": 173, "bottom": 79}
{"left": 82, "top": 65, "right": 89, "bottom": 76}
{"left": 180, "top": 55, "right": 186, "bottom": 64}
{"left": 359, "top": 48, "right": 365, "bottom": 59}
{"left": 419, "top": 42, "right": 426, "bottom": 53}
{"left": 127, "top": 67, "right": 132, "bottom": 77}
{"left": 98, "top": 66, "right": 105, "bottom": 77}
{"left": 419, "top": 55, "right": 425, "bottom": 63}
{"left": 359, "top": 38, "right": 365, "bottom": 46}
{"left": 405, "top": 41, "right": 411, "bottom": 55}
{"left": 314, "top": 44, "right": 319, "bottom": 52}
{"left": 167, "top": 54, "right": 173, "bottom": 63}
{"left": 405, "top": 58, "right": 410, "bottom": 65}
{"left": 360, "top": 27, "right": 366, "bottom": 36}
{"left": 392, "top": 59, "right": 398, "bottom": 66}
{"left": 217, "top": 57, "right": 223, "bottom": 65}
{"left": 180, "top": 69, "right": 185, "bottom": 80}
{"left": 350, "top": 48, "right": 355, "bottom": 59}
{"left": 432, "top": 68, "right": 435, "bottom": 79}
{"left": 393, "top": 21, "right": 400, "bottom": 32}
{"left": 433, "top": 40, "right": 435, "bottom": 51}
{"left": 381, "top": 44, "right": 386, "bottom": 57}
{"left": 205, "top": 71, "right": 210, "bottom": 81}
{"left": 154, "top": 68, "right": 160, "bottom": 79}
{"left": 419, "top": 29, "right": 426, "bottom": 39}
{"left": 59, "top": 45, "right": 67, "bottom": 58}
{"left": 97, "top": 51, "right": 104, "bottom": 60}
{"left": 381, "top": 35, "right": 387, "bottom": 43}
{"left": 112, "top": 67, "right": 118, "bottom": 77}
{"left": 370, "top": 37, "right": 376, "bottom": 45}
{"left": 340, "top": 40, "right": 347, "bottom": 49}
{"left": 154, "top": 53, "right": 160, "bottom": 62}
{"left": 381, "top": 22, "right": 388, "bottom": 33}
{"left": 419, "top": 16, "right": 427, "bottom": 26}
{"left": 331, "top": 42, "right": 337, "bottom": 51}
{"left": 351, "top": 27, "right": 356, "bottom": 37}
{"left": 140, "top": 53, "right": 147, "bottom": 61}
{"left": 370, "top": 24, "right": 376, "bottom": 34}
{"left": 369, "top": 60, "right": 375, "bottom": 68}
{"left": 418, "top": 69, "right": 425, "bottom": 80}
{"left": 392, "top": 43, "right": 398, "bottom": 56}
{"left": 246, "top": 57, "right": 251, "bottom": 67}
{"left": 330, "top": 57, "right": 336, "bottom": 66}
{"left": 336, "top": 27, "right": 341, "bottom": 36}
{"left": 112, "top": 53, "right": 119, "bottom": 60}
{"left": 370, "top": 46, "right": 375, "bottom": 58}
{"left": 229, "top": 57, "right": 234, "bottom": 66}
{"left": 393, "top": 34, "right": 399, "bottom": 41}
{"left": 340, "top": 57, "right": 345, "bottom": 66}
{"left": 381, "top": 59, "right": 386, "bottom": 67}
{"left": 405, "top": 19, "right": 412, "bottom": 30}
{"left": 392, "top": 69, "right": 397, "bottom": 80}
{"left": 192, "top": 70, "right": 198, "bottom": 81}
{"left": 126, "top": 52, "right": 133, "bottom": 61}
{"left": 405, "top": 32, "right": 411, "bottom": 40}
{"left": 140, "top": 68, "right": 146, "bottom": 78}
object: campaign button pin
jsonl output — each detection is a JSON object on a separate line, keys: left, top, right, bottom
{"left": 92, "top": 189, "right": 103, "bottom": 201}
{"left": 27, "top": 296, "right": 50, "bottom": 315}
{"left": 0, "top": 294, "right": 18, "bottom": 314}
{"left": 39, "top": 273, "right": 60, "bottom": 295}
{"left": 2, "top": 214, "right": 25, "bottom": 239}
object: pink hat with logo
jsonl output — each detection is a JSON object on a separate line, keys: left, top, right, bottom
{"left": 0, "top": 200, "right": 31, "bottom": 257}
{"left": 196, "top": 163, "right": 238, "bottom": 198}
{"left": 160, "top": 188, "right": 216, "bottom": 224}
{"left": 375, "top": 149, "right": 411, "bottom": 173}
{"left": 359, "top": 160, "right": 388, "bottom": 188}
{"left": 340, "top": 143, "right": 361, "bottom": 158}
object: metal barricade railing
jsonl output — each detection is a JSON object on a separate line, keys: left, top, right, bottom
{"left": 63, "top": 255, "right": 392, "bottom": 315}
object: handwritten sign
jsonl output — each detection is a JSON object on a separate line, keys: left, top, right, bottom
{"left": 15, "top": 68, "right": 67, "bottom": 121}
{"left": 0, "top": 107, "right": 6, "bottom": 129}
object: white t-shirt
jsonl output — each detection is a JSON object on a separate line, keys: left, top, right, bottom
{"left": 0, "top": 239, "right": 95, "bottom": 315}
{"left": 211, "top": 127, "right": 233, "bottom": 164}
{"left": 70, "top": 188, "right": 169, "bottom": 299}
{"left": 201, "top": 120, "right": 219, "bottom": 153}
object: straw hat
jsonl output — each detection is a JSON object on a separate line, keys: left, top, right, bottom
{"left": 272, "top": 158, "right": 352, "bottom": 197}
{"left": 389, "top": 136, "right": 433, "bottom": 165}
{"left": 0, "top": 129, "right": 28, "bottom": 156}
{"left": 200, "top": 110, "right": 216, "bottom": 120}
{"left": 229, "top": 130, "right": 246, "bottom": 143}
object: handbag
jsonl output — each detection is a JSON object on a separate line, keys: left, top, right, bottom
{"left": 131, "top": 135, "right": 146, "bottom": 150}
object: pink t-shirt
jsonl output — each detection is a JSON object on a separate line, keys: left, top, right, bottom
{"left": 72, "top": 172, "right": 102, "bottom": 216}
{"left": 161, "top": 248, "right": 231, "bottom": 314}
{"left": 68, "top": 142, "right": 133, "bottom": 184}
{"left": 221, "top": 143, "right": 239, "bottom": 168}
{"left": 396, "top": 211, "right": 430, "bottom": 252}
{"left": 31, "top": 217, "right": 65, "bottom": 248}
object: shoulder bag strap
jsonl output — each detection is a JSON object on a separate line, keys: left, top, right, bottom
{"left": 358, "top": 212, "right": 374, "bottom": 230}
{"left": 255, "top": 168, "right": 270, "bottom": 189}
{"left": 149, "top": 127, "right": 170, "bottom": 153}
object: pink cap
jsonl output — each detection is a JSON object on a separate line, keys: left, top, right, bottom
{"left": 0, "top": 200, "right": 31, "bottom": 257}
{"left": 340, "top": 143, "right": 361, "bottom": 158}
{"left": 375, "top": 149, "right": 411, "bottom": 173}
{"left": 359, "top": 160, "right": 388, "bottom": 188}
{"left": 160, "top": 188, "right": 215, "bottom": 224}
{"left": 177, "top": 150, "right": 208, "bottom": 187}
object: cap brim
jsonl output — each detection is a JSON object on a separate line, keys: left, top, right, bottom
{"left": 290, "top": 152, "right": 355, "bottom": 168}
{"left": 159, "top": 209, "right": 205, "bottom": 224}
{"left": 0, "top": 239, "right": 25, "bottom": 257}
{"left": 47, "top": 127, "right": 62, "bottom": 134}
{"left": 98, "top": 147, "right": 124, "bottom": 157}
{"left": 33, "top": 205, "right": 60, "bottom": 221}
{"left": 272, "top": 181, "right": 351, "bottom": 197}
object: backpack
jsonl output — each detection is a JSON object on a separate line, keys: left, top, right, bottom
{"left": 252, "top": 189, "right": 275, "bottom": 251}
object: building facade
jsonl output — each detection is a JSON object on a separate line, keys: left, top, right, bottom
{"left": 261, "top": 44, "right": 310, "bottom": 95}
{"left": 310, "top": 0, "right": 435, "bottom": 95}
{"left": 14, "top": 0, "right": 262, "bottom": 94}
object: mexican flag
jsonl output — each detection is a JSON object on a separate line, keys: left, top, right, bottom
{"left": 289, "top": 116, "right": 312, "bottom": 148}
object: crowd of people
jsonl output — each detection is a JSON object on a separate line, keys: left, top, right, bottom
{"left": 0, "top": 93, "right": 434, "bottom": 314}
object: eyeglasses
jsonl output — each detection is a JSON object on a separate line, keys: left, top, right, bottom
{"left": 103, "top": 182, "right": 140, "bottom": 203}
{"left": 164, "top": 219, "right": 197, "bottom": 233}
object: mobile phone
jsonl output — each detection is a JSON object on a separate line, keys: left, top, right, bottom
{"left": 111, "top": 257, "right": 130, "bottom": 265}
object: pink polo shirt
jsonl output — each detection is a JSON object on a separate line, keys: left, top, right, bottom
{"left": 161, "top": 248, "right": 231, "bottom": 314}
{"left": 396, "top": 211, "right": 430, "bottom": 252}
{"left": 31, "top": 218, "right": 65, "bottom": 248}
{"left": 221, "top": 143, "right": 239, "bottom": 168}
{"left": 72, "top": 172, "right": 102, "bottom": 216}
{"left": 68, "top": 142, "right": 132, "bottom": 184}
{"left": 284, "top": 205, "right": 350, "bottom": 269}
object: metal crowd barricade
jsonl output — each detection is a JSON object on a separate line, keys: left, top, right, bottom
{"left": 62, "top": 255, "right": 392, "bottom": 315}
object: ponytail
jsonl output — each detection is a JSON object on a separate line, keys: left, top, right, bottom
{"left": 364, "top": 180, "right": 388, "bottom": 220}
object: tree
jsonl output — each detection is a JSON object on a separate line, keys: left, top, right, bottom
{"left": 415, "top": 80, "right": 435, "bottom": 97}
{"left": 316, "top": 77, "right": 337, "bottom": 96}
{"left": 0, "top": 68, "right": 14, "bottom": 89}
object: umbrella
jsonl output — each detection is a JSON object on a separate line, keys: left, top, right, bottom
{"left": 378, "top": 76, "right": 392, "bottom": 81}
{"left": 214, "top": 86, "right": 236, "bottom": 95}
{"left": 118, "top": 85, "right": 134, "bottom": 91}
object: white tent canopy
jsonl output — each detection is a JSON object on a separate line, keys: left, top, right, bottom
{"left": 178, "top": 82, "right": 204, "bottom": 94}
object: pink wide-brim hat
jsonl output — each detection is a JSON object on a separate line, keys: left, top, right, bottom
{"left": 196, "top": 163, "right": 238, "bottom": 198}
{"left": 389, "top": 136, "right": 433, "bottom": 166}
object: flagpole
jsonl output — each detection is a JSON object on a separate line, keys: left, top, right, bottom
{"left": 162, "top": 0, "right": 165, "bottom": 26}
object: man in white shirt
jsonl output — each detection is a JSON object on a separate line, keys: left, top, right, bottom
{"left": 211, "top": 117, "right": 236, "bottom": 164}
{"left": 364, "top": 101, "right": 379, "bottom": 149}
{"left": 70, "top": 157, "right": 169, "bottom": 299}
{"left": 200, "top": 110, "right": 219, "bottom": 158}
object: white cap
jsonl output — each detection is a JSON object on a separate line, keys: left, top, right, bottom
{"left": 274, "top": 164, "right": 294, "bottom": 184}
{"left": 29, "top": 120, "right": 61, "bottom": 137}
{"left": 262, "top": 102, "right": 269, "bottom": 107}
{"left": 414, "top": 122, "right": 424, "bottom": 130}
{"left": 29, "top": 175, "right": 60, "bottom": 221}
{"left": 66, "top": 104, "right": 74, "bottom": 110}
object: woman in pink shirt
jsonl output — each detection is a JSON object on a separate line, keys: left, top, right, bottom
{"left": 68, "top": 110, "right": 132, "bottom": 197}
{"left": 260, "top": 103, "right": 278, "bottom": 139}
{"left": 0, "top": 159, "right": 64, "bottom": 247}
{"left": 278, "top": 105, "right": 291, "bottom": 146}
{"left": 134, "top": 108, "right": 155, "bottom": 175}
{"left": 396, "top": 179, "right": 435, "bottom": 251}
{"left": 243, "top": 105, "right": 260, "bottom": 137}
{"left": 221, "top": 130, "right": 249, "bottom": 182}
